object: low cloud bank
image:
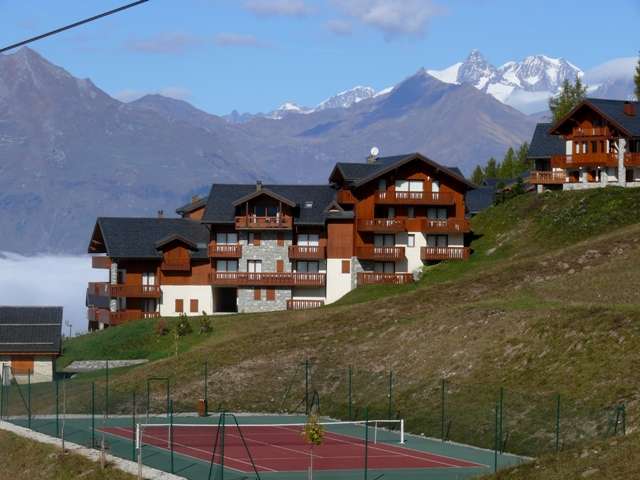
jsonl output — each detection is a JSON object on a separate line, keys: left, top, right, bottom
{"left": 0, "top": 252, "right": 105, "bottom": 335}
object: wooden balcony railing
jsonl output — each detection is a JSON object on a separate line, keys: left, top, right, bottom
{"left": 337, "top": 189, "right": 356, "bottom": 204}
{"left": 422, "top": 219, "right": 470, "bottom": 233}
{"left": 421, "top": 246, "right": 470, "bottom": 261}
{"left": 91, "top": 256, "right": 112, "bottom": 269}
{"left": 209, "top": 272, "right": 326, "bottom": 287}
{"left": 357, "top": 218, "right": 405, "bottom": 232}
{"left": 552, "top": 153, "right": 618, "bottom": 167}
{"left": 161, "top": 261, "right": 191, "bottom": 272}
{"left": 355, "top": 246, "right": 405, "bottom": 261}
{"left": 572, "top": 126, "right": 610, "bottom": 137}
{"left": 357, "top": 272, "right": 414, "bottom": 286}
{"left": 87, "top": 307, "right": 160, "bottom": 326}
{"left": 528, "top": 171, "right": 566, "bottom": 184}
{"left": 286, "top": 299, "right": 325, "bottom": 310}
{"left": 88, "top": 282, "right": 162, "bottom": 298}
{"left": 288, "top": 245, "right": 326, "bottom": 260}
{"left": 625, "top": 152, "right": 640, "bottom": 167}
{"left": 209, "top": 244, "right": 243, "bottom": 258}
{"left": 235, "top": 215, "right": 292, "bottom": 230}
{"left": 376, "top": 191, "right": 455, "bottom": 205}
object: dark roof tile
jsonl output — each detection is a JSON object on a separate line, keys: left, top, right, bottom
{"left": 528, "top": 123, "right": 565, "bottom": 158}
{"left": 0, "top": 306, "right": 62, "bottom": 354}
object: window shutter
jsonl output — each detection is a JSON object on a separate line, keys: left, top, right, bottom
{"left": 341, "top": 260, "right": 350, "bottom": 273}
{"left": 266, "top": 288, "right": 276, "bottom": 301}
{"left": 253, "top": 232, "right": 261, "bottom": 246}
{"left": 190, "top": 299, "right": 199, "bottom": 313}
{"left": 175, "top": 299, "right": 184, "bottom": 313}
{"left": 254, "top": 288, "right": 261, "bottom": 300}
{"left": 276, "top": 259, "right": 284, "bottom": 273}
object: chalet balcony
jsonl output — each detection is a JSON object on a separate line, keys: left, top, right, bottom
{"left": 91, "top": 256, "right": 112, "bottom": 269}
{"left": 528, "top": 171, "right": 566, "bottom": 184}
{"left": 625, "top": 152, "right": 640, "bottom": 167}
{"left": 357, "top": 218, "right": 405, "bottom": 233}
{"left": 422, "top": 218, "right": 471, "bottom": 234}
{"left": 337, "top": 189, "right": 356, "bottom": 204}
{"left": 375, "top": 191, "right": 455, "bottom": 205}
{"left": 287, "top": 299, "right": 324, "bottom": 310}
{"left": 572, "top": 126, "right": 611, "bottom": 137}
{"left": 357, "top": 272, "right": 414, "bottom": 286}
{"left": 160, "top": 261, "right": 190, "bottom": 272}
{"left": 87, "top": 282, "right": 162, "bottom": 298}
{"left": 209, "top": 272, "right": 326, "bottom": 287}
{"left": 235, "top": 215, "right": 292, "bottom": 230}
{"left": 421, "top": 246, "right": 470, "bottom": 261}
{"left": 355, "top": 246, "right": 405, "bottom": 261}
{"left": 552, "top": 153, "right": 618, "bottom": 168}
{"left": 288, "top": 245, "right": 326, "bottom": 260}
{"left": 87, "top": 307, "right": 160, "bottom": 326}
{"left": 209, "top": 244, "right": 243, "bottom": 258}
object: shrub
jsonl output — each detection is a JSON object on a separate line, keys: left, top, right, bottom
{"left": 175, "top": 314, "right": 193, "bottom": 337}
{"left": 199, "top": 313, "right": 213, "bottom": 335}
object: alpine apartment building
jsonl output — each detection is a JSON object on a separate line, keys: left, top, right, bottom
{"left": 528, "top": 99, "right": 640, "bottom": 191}
{"left": 87, "top": 152, "right": 474, "bottom": 330}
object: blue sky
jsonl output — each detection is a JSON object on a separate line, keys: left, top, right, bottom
{"left": 1, "top": 0, "right": 638, "bottom": 115}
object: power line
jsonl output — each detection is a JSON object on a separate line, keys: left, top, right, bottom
{"left": 0, "top": 0, "right": 149, "bottom": 54}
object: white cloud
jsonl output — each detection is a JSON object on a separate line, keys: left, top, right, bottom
{"left": 0, "top": 253, "right": 104, "bottom": 335}
{"left": 125, "top": 32, "right": 202, "bottom": 54}
{"left": 114, "top": 86, "right": 192, "bottom": 103}
{"left": 243, "top": 0, "right": 313, "bottom": 17}
{"left": 332, "top": 0, "right": 443, "bottom": 38}
{"left": 585, "top": 57, "right": 636, "bottom": 84}
{"left": 325, "top": 19, "right": 353, "bottom": 36}
{"left": 214, "top": 33, "right": 268, "bottom": 48}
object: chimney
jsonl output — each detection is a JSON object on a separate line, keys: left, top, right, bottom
{"left": 191, "top": 195, "right": 199, "bottom": 203}
{"left": 367, "top": 146, "right": 380, "bottom": 164}
{"left": 256, "top": 180, "right": 263, "bottom": 191}
{"left": 624, "top": 101, "right": 636, "bottom": 117}
{"left": 157, "top": 210, "right": 164, "bottom": 218}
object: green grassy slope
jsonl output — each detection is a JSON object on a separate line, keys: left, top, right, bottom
{"left": 58, "top": 187, "right": 640, "bottom": 463}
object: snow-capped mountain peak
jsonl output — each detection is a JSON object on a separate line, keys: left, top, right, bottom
{"left": 316, "top": 85, "right": 376, "bottom": 111}
{"left": 267, "top": 101, "right": 312, "bottom": 119}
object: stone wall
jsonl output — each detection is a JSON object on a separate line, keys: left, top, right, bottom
{"left": 237, "top": 287, "right": 291, "bottom": 313}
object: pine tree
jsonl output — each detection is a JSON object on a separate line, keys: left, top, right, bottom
{"left": 549, "top": 78, "right": 587, "bottom": 122}
{"left": 499, "top": 148, "right": 516, "bottom": 179}
{"left": 471, "top": 165, "right": 484, "bottom": 184}
{"left": 635, "top": 52, "right": 640, "bottom": 101}
{"left": 516, "top": 142, "right": 530, "bottom": 174}
{"left": 484, "top": 157, "right": 498, "bottom": 179}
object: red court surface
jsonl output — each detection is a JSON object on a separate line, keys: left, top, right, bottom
{"left": 102, "top": 424, "right": 483, "bottom": 473}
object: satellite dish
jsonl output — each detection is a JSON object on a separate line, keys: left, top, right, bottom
{"left": 370, "top": 146, "right": 380, "bottom": 157}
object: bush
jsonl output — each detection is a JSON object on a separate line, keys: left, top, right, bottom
{"left": 154, "top": 318, "right": 169, "bottom": 337}
{"left": 175, "top": 314, "right": 193, "bottom": 337}
{"left": 199, "top": 313, "right": 213, "bottom": 335}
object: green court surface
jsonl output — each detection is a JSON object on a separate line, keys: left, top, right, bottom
{"left": 7, "top": 414, "right": 528, "bottom": 479}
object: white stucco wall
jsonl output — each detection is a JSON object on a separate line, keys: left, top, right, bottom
{"left": 159, "top": 285, "right": 214, "bottom": 316}
{"left": 1, "top": 356, "right": 55, "bottom": 383}
{"left": 325, "top": 258, "right": 353, "bottom": 304}
{"left": 397, "top": 231, "right": 426, "bottom": 274}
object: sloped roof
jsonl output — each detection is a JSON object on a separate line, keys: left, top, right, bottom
{"left": 550, "top": 98, "right": 640, "bottom": 137}
{"left": 175, "top": 196, "right": 208, "bottom": 216}
{"left": 89, "top": 217, "right": 209, "bottom": 259}
{"left": 202, "top": 184, "right": 338, "bottom": 225}
{"left": 466, "top": 187, "right": 495, "bottom": 215}
{"left": 528, "top": 123, "right": 565, "bottom": 158}
{"left": 330, "top": 153, "right": 475, "bottom": 190}
{"left": 0, "top": 306, "right": 62, "bottom": 354}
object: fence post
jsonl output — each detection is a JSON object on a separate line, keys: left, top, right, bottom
{"left": 387, "top": 370, "right": 393, "bottom": 419}
{"left": 498, "top": 387, "right": 504, "bottom": 453}
{"left": 440, "top": 378, "right": 446, "bottom": 441}
{"left": 27, "top": 369, "right": 31, "bottom": 429}
{"left": 55, "top": 379, "right": 60, "bottom": 437}
{"left": 304, "top": 359, "right": 310, "bottom": 415}
{"left": 204, "top": 361, "right": 208, "bottom": 417}
{"left": 91, "top": 382, "right": 95, "bottom": 448}
{"left": 166, "top": 380, "right": 170, "bottom": 419}
{"left": 132, "top": 391, "right": 136, "bottom": 460}
{"left": 621, "top": 404, "right": 626, "bottom": 436}
{"left": 348, "top": 366, "right": 353, "bottom": 420}
{"left": 169, "top": 399, "right": 174, "bottom": 474}
{"left": 494, "top": 402, "right": 499, "bottom": 473}
{"left": 105, "top": 360, "right": 109, "bottom": 418}
{"left": 220, "top": 411, "right": 226, "bottom": 480}
{"left": 555, "top": 394, "right": 561, "bottom": 453}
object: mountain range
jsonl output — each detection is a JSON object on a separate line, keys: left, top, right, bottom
{"left": 1, "top": 47, "right": 633, "bottom": 255}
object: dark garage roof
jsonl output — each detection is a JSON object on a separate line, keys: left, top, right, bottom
{"left": 0, "top": 306, "right": 62, "bottom": 354}
{"left": 91, "top": 217, "right": 210, "bottom": 259}
{"left": 528, "top": 123, "right": 565, "bottom": 159}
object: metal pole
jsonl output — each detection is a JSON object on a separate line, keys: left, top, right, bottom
{"left": 220, "top": 412, "right": 226, "bottom": 480}
{"left": 494, "top": 402, "right": 499, "bottom": 473}
{"left": 305, "top": 359, "right": 310, "bottom": 415}
{"left": 441, "top": 378, "right": 446, "bottom": 441}
{"left": 27, "top": 369, "right": 31, "bottom": 429}
{"left": 348, "top": 366, "right": 353, "bottom": 420}
{"left": 132, "top": 391, "right": 136, "bottom": 461}
{"left": 55, "top": 379, "right": 60, "bottom": 437}
{"left": 555, "top": 394, "right": 561, "bottom": 453}
{"left": 166, "top": 380, "right": 170, "bottom": 419}
{"left": 498, "top": 387, "right": 504, "bottom": 453}
{"left": 204, "top": 361, "right": 208, "bottom": 417}
{"left": 91, "top": 382, "right": 95, "bottom": 447}
{"left": 105, "top": 360, "right": 109, "bottom": 418}
{"left": 387, "top": 370, "right": 393, "bottom": 419}
{"left": 169, "top": 400, "right": 174, "bottom": 474}
{"left": 364, "top": 407, "right": 369, "bottom": 480}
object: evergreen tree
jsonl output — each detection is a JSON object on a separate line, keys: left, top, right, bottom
{"left": 499, "top": 148, "right": 516, "bottom": 179}
{"left": 635, "top": 52, "right": 640, "bottom": 101}
{"left": 471, "top": 165, "right": 484, "bottom": 184}
{"left": 484, "top": 157, "right": 498, "bottom": 179}
{"left": 549, "top": 78, "right": 587, "bottom": 122}
{"left": 516, "top": 142, "right": 530, "bottom": 174}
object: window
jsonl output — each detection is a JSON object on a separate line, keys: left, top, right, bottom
{"left": 591, "top": 141, "right": 598, "bottom": 153}
{"left": 142, "top": 272, "right": 155, "bottom": 286}
{"left": 276, "top": 259, "right": 284, "bottom": 272}
{"left": 296, "top": 261, "right": 319, "bottom": 273}
{"left": 247, "top": 260, "right": 262, "bottom": 273}
{"left": 217, "top": 260, "right": 238, "bottom": 272}
{"left": 432, "top": 180, "right": 440, "bottom": 193}
{"left": 341, "top": 260, "right": 350, "bottom": 273}
{"left": 408, "top": 234, "right": 415, "bottom": 248}
{"left": 378, "top": 179, "right": 387, "bottom": 191}
{"left": 248, "top": 232, "right": 261, "bottom": 246}
{"left": 394, "top": 180, "right": 408, "bottom": 192}
{"left": 253, "top": 205, "right": 278, "bottom": 217}
{"left": 254, "top": 288, "right": 262, "bottom": 300}
{"left": 143, "top": 299, "right": 156, "bottom": 313}
{"left": 407, "top": 206, "right": 415, "bottom": 218}
{"left": 266, "top": 288, "right": 276, "bottom": 301}
{"left": 190, "top": 299, "right": 199, "bottom": 313}
{"left": 374, "top": 234, "right": 395, "bottom": 247}
{"left": 303, "top": 201, "right": 313, "bottom": 208}
{"left": 427, "top": 235, "right": 448, "bottom": 247}
{"left": 277, "top": 232, "right": 284, "bottom": 247}
{"left": 175, "top": 299, "right": 184, "bottom": 313}
{"left": 409, "top": 180, "right": 423, "bottom": 192}
{"left": 387, "top": 207, "right": 395, "bottom": 219}
{"left": 216, "top": 232, "right": 238, "bottom": 244}
{"left": 298, "top": 233, "right": 319, "bottom": 246}
{"left": 427, "top": 207, "right": 447, "bottom": 220}
{"left": 374, "top": 262, "right": 395, "bottom": 273}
